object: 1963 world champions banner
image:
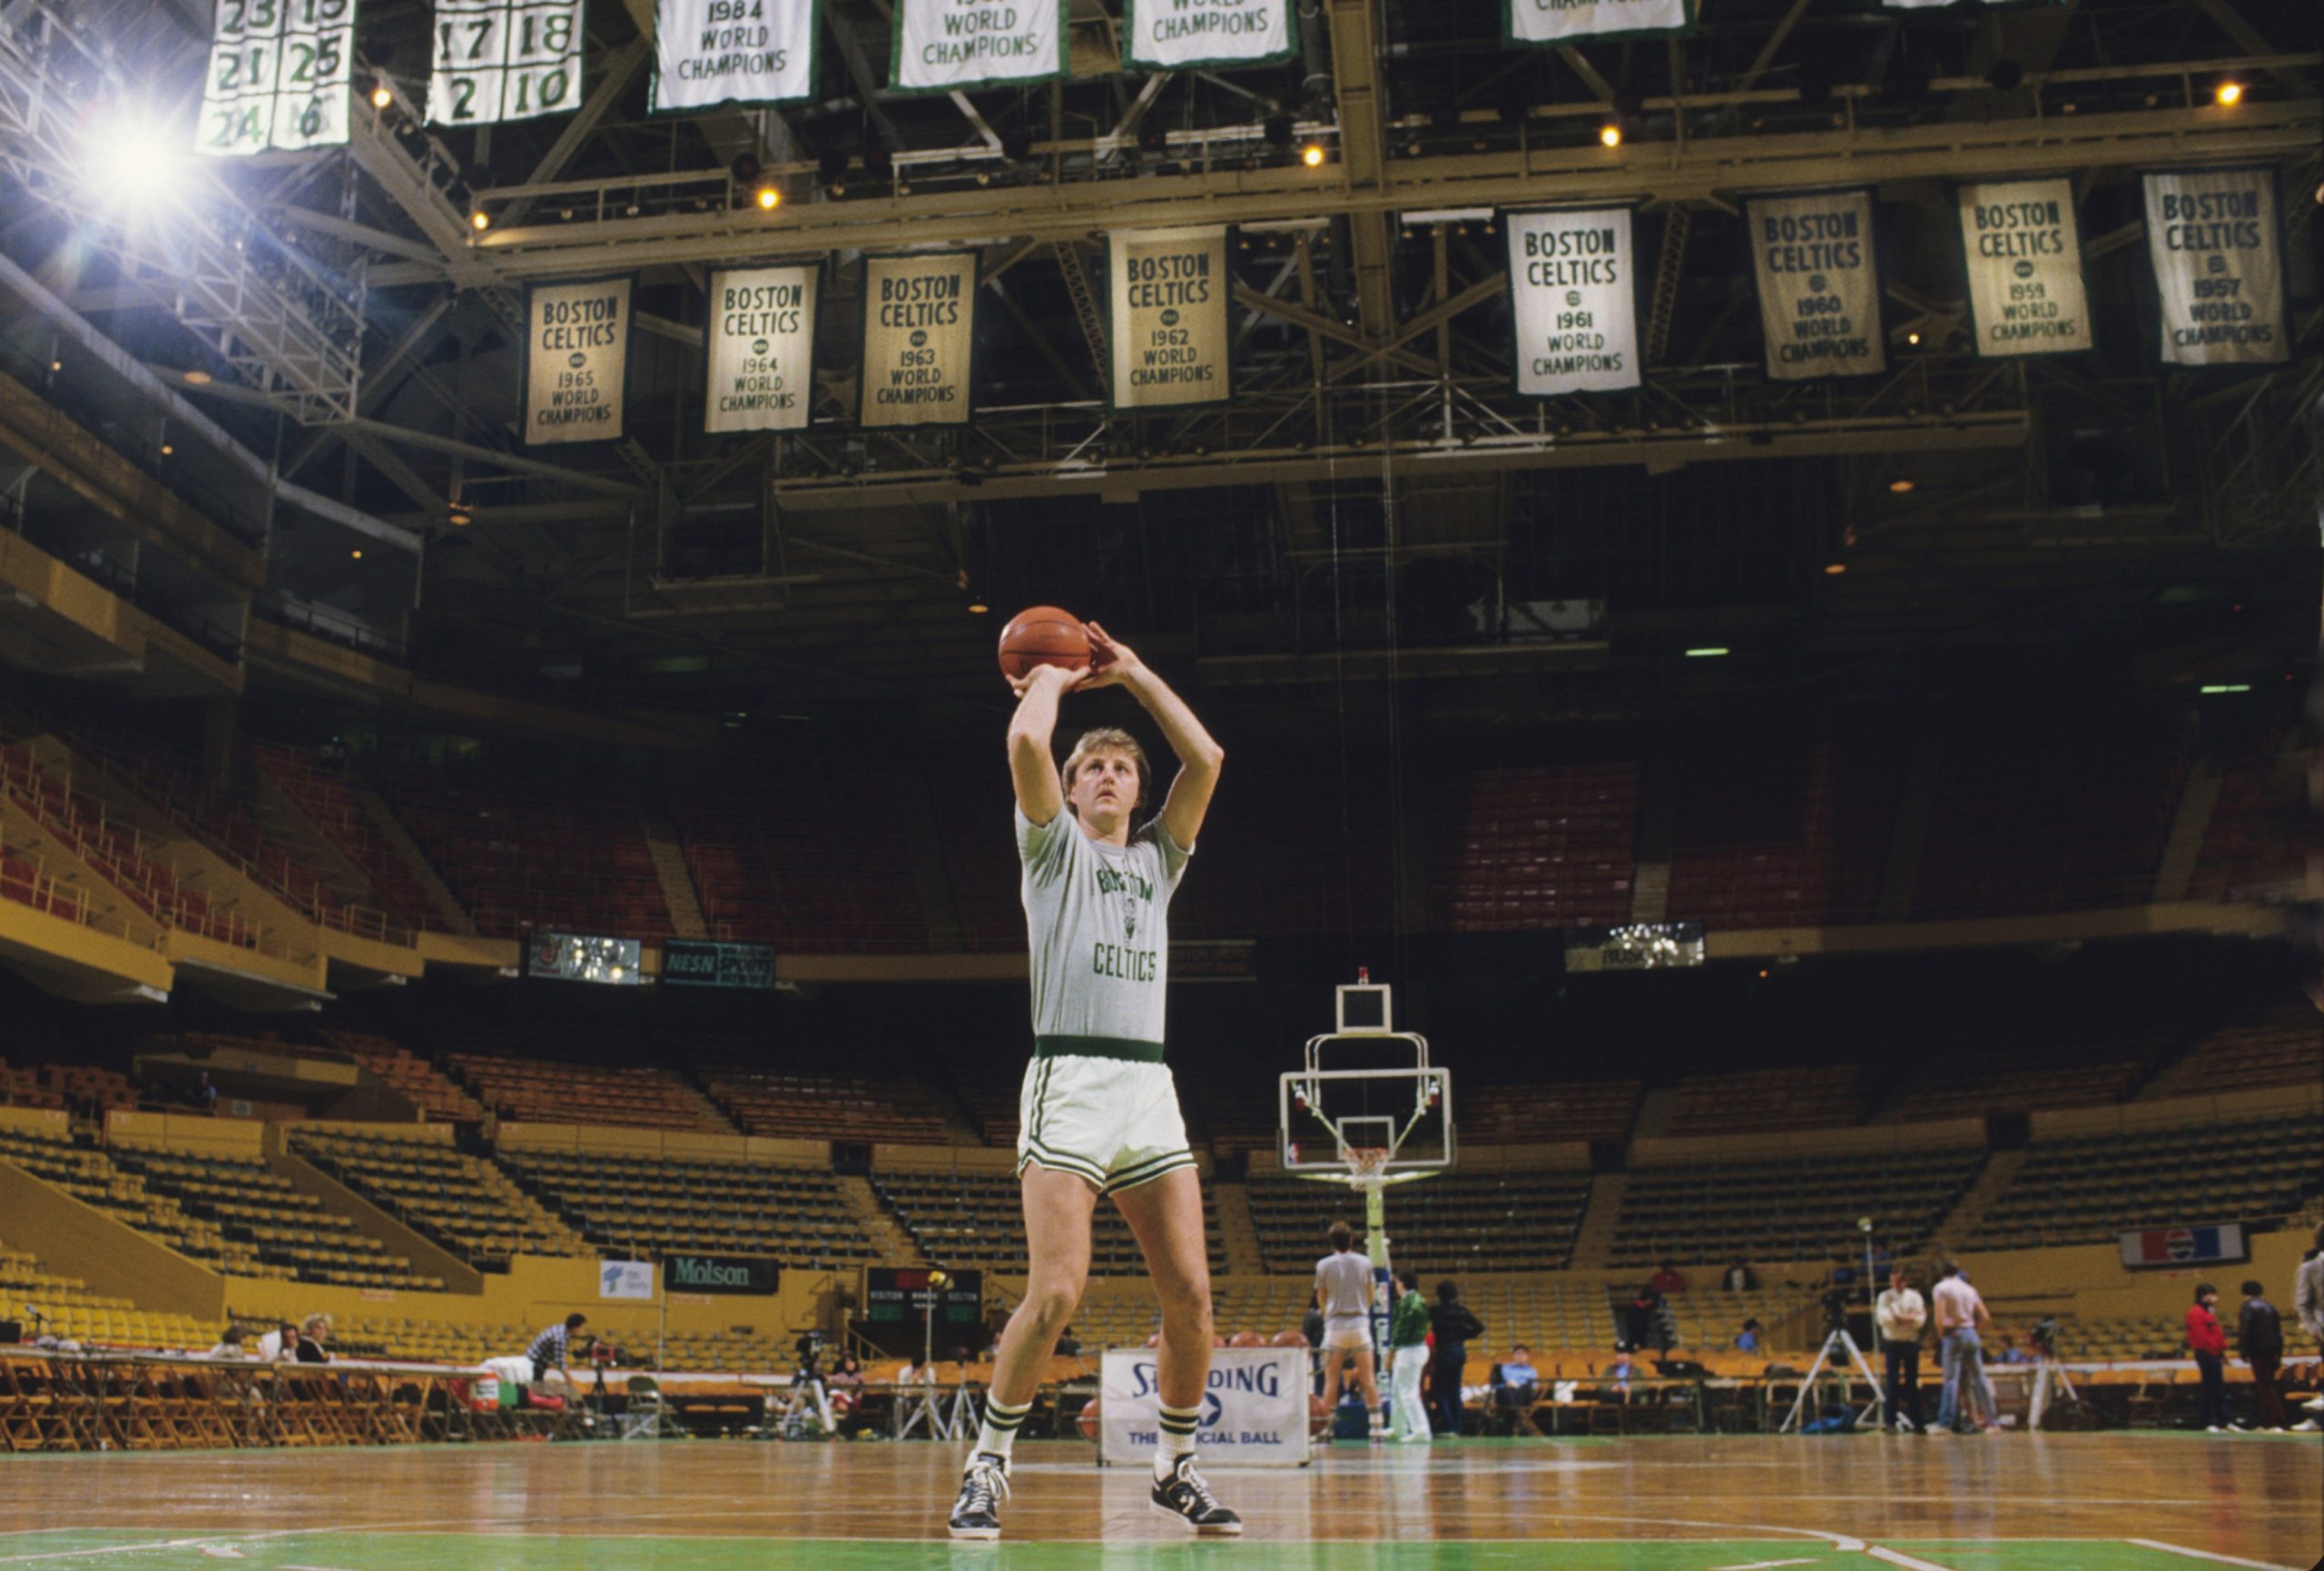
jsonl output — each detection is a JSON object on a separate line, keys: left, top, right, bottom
{"left": 860, "top": 252, "right": 978, "bottom": 429}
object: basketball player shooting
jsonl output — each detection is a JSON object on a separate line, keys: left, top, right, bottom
{"left": 948, "top": 618, "right": 1238, "bottom": 1540}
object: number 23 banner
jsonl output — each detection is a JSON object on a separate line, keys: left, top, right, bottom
{"left": 199, "top": 0, "right": 356, "bottom": 155}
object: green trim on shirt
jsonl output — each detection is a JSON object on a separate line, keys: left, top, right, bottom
{"left": 1034, "top": 1035, "right": 1167, "bottom": 1062}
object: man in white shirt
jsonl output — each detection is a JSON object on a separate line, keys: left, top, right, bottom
{"left": 1930, "top": 1264, "right": 1994, "bottom": 1433}
{"left": 1875, "top": 1267, "right": 1927, "bottom": 1432}
{"left": 1315, "top": 1220, "right": 1383, "bottom": 1439}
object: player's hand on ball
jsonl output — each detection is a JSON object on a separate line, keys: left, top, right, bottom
{"left": 1080, "top": 621, "right": 1141, "bottom": 687}
{"left": 1008, "top": 662, "right": 1088, "bottom": 699}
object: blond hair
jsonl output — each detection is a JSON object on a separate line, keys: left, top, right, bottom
{"left": 1059, "top": 727, "right": 1149, "bottom": 815}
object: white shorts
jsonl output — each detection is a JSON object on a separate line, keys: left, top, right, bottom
{"left": 1016, "top": 1052, "right": 1196, "bottom": 1195}
{"left": 1321, "top": 1318, "right": 1374, "bottom": 1353}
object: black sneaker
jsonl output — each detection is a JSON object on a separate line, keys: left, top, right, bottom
{"left": 1151, "top": 1455, "right": 1243, "bottom": 1536}
{"left": 948, "top": 1452, "right": 1009, "bottom": 1541}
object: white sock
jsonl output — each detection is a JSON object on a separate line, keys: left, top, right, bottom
{"left": 974, "top": 1396, "right": 1029, "bottom": 1462}
{"left": 1155, "top": 1403, "right": 1200, "bottom": 1479}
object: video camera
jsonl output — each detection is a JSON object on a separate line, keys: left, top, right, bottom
{"left": 793, "top": 1329, "right": 826, "bottom": 1382}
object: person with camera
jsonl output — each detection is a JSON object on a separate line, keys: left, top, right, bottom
{"left": 1876, "top": 1267, "right": 1928, "bottom": 1434}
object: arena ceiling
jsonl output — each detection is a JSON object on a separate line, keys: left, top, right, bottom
{"left": 0, "top": 0, "right": 2317, "bottom": 732}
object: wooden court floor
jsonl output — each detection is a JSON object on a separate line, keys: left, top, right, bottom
{"left": 1, "top": 1433, "right": 2316, "bottom": 1571}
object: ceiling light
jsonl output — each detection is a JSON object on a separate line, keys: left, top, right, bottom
{"left": 182, "top": 369, "right": 212, "bottom": 386}
{"left": 470, "top": 210, "right": 489, "bottom": 231}
{"left": 967, "top": 600, "right": 990, "bottom": 615}
{"left": 350, "top": 548, "right": 363, "bottom": 560}
{"left": 160, "top": 443, "right": 172, "bottom": 456}
{"left": 1600, "top": 123, "right": 1622, "bottom": 148}
{"left": 2199, "top": 684, "right": 2250, "bottom": 694}
{"left": 1906, "top": 331, "right": 1921, "bottom": 346}
{"left": 370, "top": 84, "right": 392, "bottom": 109}
{"left": 1887, "top": 478, "right": 1915, "bottom": 494}
{"left": 2214, "top": 81, "right": 2243, "bottom": 108}
{"left": 1301, "top": 143, "right": 1326, "bottom": 168}
{"left": 754, "top": 183, "right": 781, "bottom": 210}
{"left": 1684, "top": 647, "right": 1728, "bottom": 657}
{"left": 1823, "top": 562, "right": 1846, "bottom": 576}
{"left": 448, "top": 506, "right": 472, "bottom": 528}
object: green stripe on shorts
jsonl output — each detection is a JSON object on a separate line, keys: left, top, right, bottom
{"left": 1034, "top": 1035, "right": 1167, "bottom": 1062}
{"left": 1102, "top": 1149, "right": 1196, "bottom": 1195}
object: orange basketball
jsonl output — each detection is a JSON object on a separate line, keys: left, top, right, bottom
{"left": 1077, "top": 1398, "right": 1101, "bottom": 1440}
{"left": 1308, "top": 1395, "right": 1332, "bottom": 1437}
{"left": 1227, "top": 1331, "right": 1265, "bottom": 1349}
{"left": 1270, "top": 1329, "right": 1310, "bottom": 1349}
{"left": 998, "top": 606, "right": 1091, "bottom": 681}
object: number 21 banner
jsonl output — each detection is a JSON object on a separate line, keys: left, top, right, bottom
{"left": 430, "top": 0, "right": 585, "bottom": 125}
{"left": 198, "top": 0, "right": 357, "bottom": 156}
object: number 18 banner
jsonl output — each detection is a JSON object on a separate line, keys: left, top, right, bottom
{"left": 430, "top": 0, "right": 586, "bottom": 125}
{"left": 198, "top": 0, "right": 357, "bottom": 156}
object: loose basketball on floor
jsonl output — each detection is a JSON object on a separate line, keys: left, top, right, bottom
{"left": 998, "top": 606, "right": 1090, "bottom": 681}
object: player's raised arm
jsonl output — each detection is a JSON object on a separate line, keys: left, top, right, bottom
{"left": 1007, "top": 662, "right": 1083, "bottom": 826}
{"left": 1082, "top": 621, "right": 1223, "bottom": 848}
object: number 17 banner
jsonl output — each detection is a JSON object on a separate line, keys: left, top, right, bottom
{"left": 198, "top": 0, "right": 357, "bottom": 156}
{"left": 430, "top": 0, "right": 586, "bottom": 125}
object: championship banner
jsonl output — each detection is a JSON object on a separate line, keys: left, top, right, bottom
{"left": 860, "top": 252, "right": 977, "bottom": 429}
{"left": 704, "top": 265, "right": 820, "bottom": 433}
{"left": 651, "top": 0, "right": 817, "bottom": 111}
{"left": 199, "top": 0, "right": 358, "bottom": 156}
{"left": 891, "top": 0, "right": 1067, "bottom": 94}
{"left": 523, "top": 279, "right": 632, "bottom": 446}
{"left": 2142, "top": 168, "right": 2289, "bottom": 367}
{"left": 1505, "top": 0, "right": 1691, "bottom": 46}
{"left": 1747, "top": 189, "right": 1886, "bottom": 381}
{"left": 1504, "top": 207, "right": 1641, "bottom": 397}
{"left": 1107, "top": 227, "right": 1232, "bottom": 412}
{"left": 1956, "top": 178, "right": 2092, "bottom": 359}
{"left": 1098, "top": 1348, "right": 1310, "bottom": 1466}
{"left": 1121, "top": 0, "right": 1296, "bottom": 71}
{"left": 429, "top": 0, "right": 585, "bottom": 125}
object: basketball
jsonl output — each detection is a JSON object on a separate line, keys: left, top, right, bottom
{"left": 997, "top": 606, "right": 1090, "bottom": 681}
{"left": 1270, "top": 1329, "right": 1310, "bottom": 1349}
{"left": 1076, "top": 1398, "right": 1100, "bottom": 1441}
{"left": 1227, "top": 1330, "right": 1265, "bottom": 1349}
{"left": 1308, "top": 1396, "right": 1332, "bottom": 1438}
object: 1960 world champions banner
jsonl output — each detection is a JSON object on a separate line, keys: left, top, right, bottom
{"left": 1747, "top": 189, "right": 1886, "bottom": 381}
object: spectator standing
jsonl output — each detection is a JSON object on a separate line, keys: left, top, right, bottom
{"left": 1385, "top": 1270, "right": 1433, "bottom": 1444}
{"left": 1427, "top": 1280, "right": 1484, "bottom": 1439}
{"left": 1931, "top": 1263, "right": 1994, "bottom": 1433}
{"left": 2185, "top": 1282, "right": 2229, "bottom": 1432}
{"left": 2236, "top": 1280, "right": 2285, "bottom": 1431}
{"left": 1620, "top": 1285, "right": 1659, "bottom": 1352}
{"left": 1649, "top": 1260, "right": 1689, "bottom": 1294}
{"left": 2294, "top": 1228, "right": 2324, "bottom": 1432}
{"left": 1876, "top": 1267, "right": 1927, "bottom": 1433}
{"left": 1722, "top": 1259, "right": 1758, "bottom": 1292}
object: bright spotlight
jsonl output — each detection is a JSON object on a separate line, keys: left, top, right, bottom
{"left": 1300, "top": 143, "right": 1326, "bottom": 168}
{"left": 84, "top": 107, "right": 187, "bottom": 211}
{"left": 1600, "top": 123, "right": 1622, "bottom": 148}
{"left": 754, "top": 183, "right": 781, "bottom": 210}
{"left": 470, "top": 210, "right": 490, "bottom": 231}
{"left": 2214, "top": 81, "right": 2243, "bottom": 108}
{"left": 370, "top": 84, "right": 393, "bottom": 110}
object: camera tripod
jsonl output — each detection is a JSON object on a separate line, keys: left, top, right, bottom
{"left": 1778, "top": 1327, "right": 1885, "bottom": 1434}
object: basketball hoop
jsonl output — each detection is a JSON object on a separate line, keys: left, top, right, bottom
{"left": 1343, "top": 1146, "right": 1392, "bottom": 1188}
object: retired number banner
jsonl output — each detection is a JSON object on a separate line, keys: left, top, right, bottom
{"left": 2142, "top": 169, "right": 2288, "bottom": 367}
{"left": 1121, "top": 0, "right": 1296, "bottom": 71}
{"left": 524, "top": 278, "right": 631, "bottom": 445}
{"left": 1748, "top": 190, "right": 1886, "bottom": 381}
{"left": 891, "top": 0, "right": 1066, "bottom": 93}
{"left": 1506, "top": 0, "right": 1691, "bottom": 45}
{"left": 199, "top": 0, "right": 357, "bottom": 156}
{"left": 862, "top": 252, "right": 976, "bottom": 429}
{"left": 1957, "top": 178, "right": 2091, "bottom": 358}
{"left": 704, "top": 265, "right": 819, "bottom": 433}
{"left": 1108, "top": 228, "right": 1232, "bottom": 411}
{"left": 430, "top": 0, "right": 584, "bottom": 124}
{"left": 651, "top": 0, "right": 816, "bottom": 111}
{"left": 1505, "top": 208, "right": 1640, "bottom": 397}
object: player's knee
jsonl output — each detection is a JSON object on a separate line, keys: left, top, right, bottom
{"left": 1020, "top": 1279, "right": 1081, "bottom": 1331}
{"left": 1157, "top": 1282, "right": 1212, "bottom": 1336}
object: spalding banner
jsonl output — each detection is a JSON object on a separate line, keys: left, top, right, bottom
{"left": 523, "top": 278, "right": 631, "bottom": 445}
{"left": 891, "top": 0, "right": 1066, "bottom": 94}
{"left": 1956, "top": 178, "right": 2091, "bottom": 359}
{"left": 2142, "top": 168, "right": 2288, "bottom": 367}
{"left": 1506, "top": 0, "right": 1691, "bottom": 46}
{"left": 1747, "top": 189, "right": 1886, "bottom": 381}
{"left": 1504, "top": 207, "right": 1641, "bottom": 397}
{"left": 651, "top": 0, "right": 817, "bottom": 111}
{"left": 1108, "top": 227, "right": 1232, "bottom": 411}
{"left": 861, "top": 252, "right": 977, "bottom": 429}
{"left": 1121, "top": 0, "right": 1296, "bottom": 71}
{"left": 704, "top": 264, "right": 820, "bottom": 433}
{"left": 1098, "top": 1347, "right": 1310, "bottom": 1467}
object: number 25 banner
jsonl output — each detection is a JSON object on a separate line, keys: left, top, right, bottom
{"left": 199, "top": 0, "right": 357, "bottom": 155}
